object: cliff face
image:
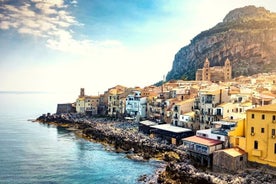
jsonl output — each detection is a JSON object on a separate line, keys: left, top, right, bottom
{"left": 166, "top": 5, "right": 276, "bottom": 81}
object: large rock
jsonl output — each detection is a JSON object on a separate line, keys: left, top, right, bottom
{"left": 166, "top": 5, "right": 276, "bottom": 81}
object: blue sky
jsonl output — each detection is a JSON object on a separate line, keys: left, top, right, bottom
{"left": 0, "top": 0, "right": 275, "bottom": 96}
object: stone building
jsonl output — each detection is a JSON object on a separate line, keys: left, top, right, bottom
{"left": 213, "top": 148, "right": 247, "bottom": 172}
{"left": 196, "top": 58, "right": 232, "bottom": 82}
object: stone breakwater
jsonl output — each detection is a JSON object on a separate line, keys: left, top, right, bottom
{"left": 36, "top": 113, "right": 181, "bottom": 161}
{"left": 36, "top": 113, "right": 276, "bottom": 184}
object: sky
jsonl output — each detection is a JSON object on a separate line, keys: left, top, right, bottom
{"left": 0, "top": 0, "right": 276, "bottom": 96}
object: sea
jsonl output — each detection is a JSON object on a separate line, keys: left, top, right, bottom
{"left": 0, "top": 92, "right": 159, "bottom": 184}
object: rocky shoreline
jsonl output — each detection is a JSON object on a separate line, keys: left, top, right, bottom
{"left": 36, "top": 113, "right": 276, "bottom": 184}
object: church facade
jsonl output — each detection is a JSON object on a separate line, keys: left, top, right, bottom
{"left": 196, "top": 58, "right": 232, "bottom": 82}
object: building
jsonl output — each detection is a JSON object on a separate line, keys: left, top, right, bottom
{"left": 213, "top": 102, "right": 251, "bottom": 121}
{"left": 183, "top": 117, "right": 245, "bottom": 167}
{"left": 76, "top": 95, "right": 100, "bottom": 115}
{"left": 98, "top": 94, "right": 107, "bottom": 115}
{"left": 196, "top": 118, "right": 245, "bottom": 148}
{"left": 139, "top": 120, "right": 158, "bottom": 134}
{"left": 196, "top": 58, "right": 232, "bottom": 82}
{"left": 171, "top": 99, "right": 195, "bottom": 127}
{"left": 150, "top": 124, "right": 194, "bottom": 145}
{"left": 182, "top": 136, "right": 223, "bottom": 167}
{"left": 56, "top": 103, "right": 75, "bottom": 114}
{"left": 107, "top": 85, "right": 127, "bottom": 117}
{"left": 194, "top": 89, "right": 231, "bottom": 129}
{"left": 125, "top": 90, "right": 146, "bottom": 119}
{"left": 179, "top": 111, "right": 196, "bottom": 130}
{"left": 252, "top": 93, "right": 276, "bottom": 107}
{"left": 245, "top": 104, "right": 276, "bottom": 167}
{"left": 213, "top": 148, "right": 247, "bottom": 172}
{"left": 147, "top": 97, "right": 164, "bottom": 122}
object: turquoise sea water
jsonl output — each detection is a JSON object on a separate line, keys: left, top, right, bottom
{"left": 0, "top": 93, "right": 158, "bottom": 184}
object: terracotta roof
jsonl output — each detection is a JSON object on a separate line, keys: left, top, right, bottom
{"left": 182, "top": 136, "right": 223, "bottom": 146}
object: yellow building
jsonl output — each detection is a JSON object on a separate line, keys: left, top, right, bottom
{"left": 105, "top": 85, "right": 127, "bottom": 117}
{"left": 227, "top": 118, "right": 245, "bottom": 148}
{"left": 75, "top": 88, "right": 100, "bottom": 115}
{"left": 76, "top": 97, "right": 85, "bottom": 113}
{"left": 76, "top": 96, "right": 100, "bottom": 115}
{"left": 245, "top": 104, "right": 276, "bottom": 167}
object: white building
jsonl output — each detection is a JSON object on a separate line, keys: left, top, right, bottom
{"left": 125, "top": 91, "right": 147, "bottom": 119}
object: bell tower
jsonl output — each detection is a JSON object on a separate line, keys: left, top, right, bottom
{"left": 202, "top": 58, "right": 210, "bottom": 81}
{"left": 224, "top": 58, "right": 232, "bottom": 81}
{"left": 79, "top": 88, "right": 85, "bottom": 97}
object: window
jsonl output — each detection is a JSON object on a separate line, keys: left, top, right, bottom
{"left": 261, "top": 128, "right": 265, "bottom": 133}
{"left": 254, "top": 141, "right": 258, "bottom": 149}
{"left": 275, "top": 144, "right": 276, "bottom": 154}
{"left": 251, "top": 114, "right": 255, "bottom": 119}
{"left": 272, "top": 129, "right": 275, "bottom": 136}
{"left": 217, "top": 136, "right": 221, "bottom": 140}
{"left": 273, "top": 115, "right": 276, "bottom": 121}
{"left": 251, "top": 127, "right": 254, "bottom": 133}
{"left": 262, "top": 114, "right": 265, "bottom": 120}
{"left": 240, "top": 157, "right": 243, "bottom": 161}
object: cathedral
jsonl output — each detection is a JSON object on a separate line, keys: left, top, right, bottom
{"left": 196, "top": 58, "right": 232, "bottom": 82}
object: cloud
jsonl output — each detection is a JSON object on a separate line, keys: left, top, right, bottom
{"left": 0, "top": 0, "right": 119, "bottom": 54}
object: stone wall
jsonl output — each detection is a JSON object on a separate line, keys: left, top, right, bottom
{"left": 56, "top": 103, "right": 76, "bottom": 114}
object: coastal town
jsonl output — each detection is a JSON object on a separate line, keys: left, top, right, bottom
{"left": 39, "top": 58, "right": 276, "bottom": 183}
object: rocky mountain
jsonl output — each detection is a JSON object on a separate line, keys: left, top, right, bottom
{"left": 166, "top": 5, "right": 276, "bottom": 81}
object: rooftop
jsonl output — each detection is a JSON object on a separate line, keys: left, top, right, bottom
{"left": 183, "top": 111, "right": 195, "bottom": 116}
{"left": 175, "top": 98, "right": 195, "bottom": 105}
{"left": 139, "top": 120, "right": 158, "bottom": 126}
{"left": 211, "top": 121, "right": 236, "bottom": 126}
{"left": 247, "top": 104, "right": 276, "bottom": 112}
{"left": 182, "top": 136, "right": 223, "bottom": 146}
{"left": 151, "top": 124, "right": 192, "bottom": 133}
{"left": 217, "top": 102, "right": 234, "bottom": 107}
{"left": 219, "top": 148, "right": 246, "bottom": 157}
